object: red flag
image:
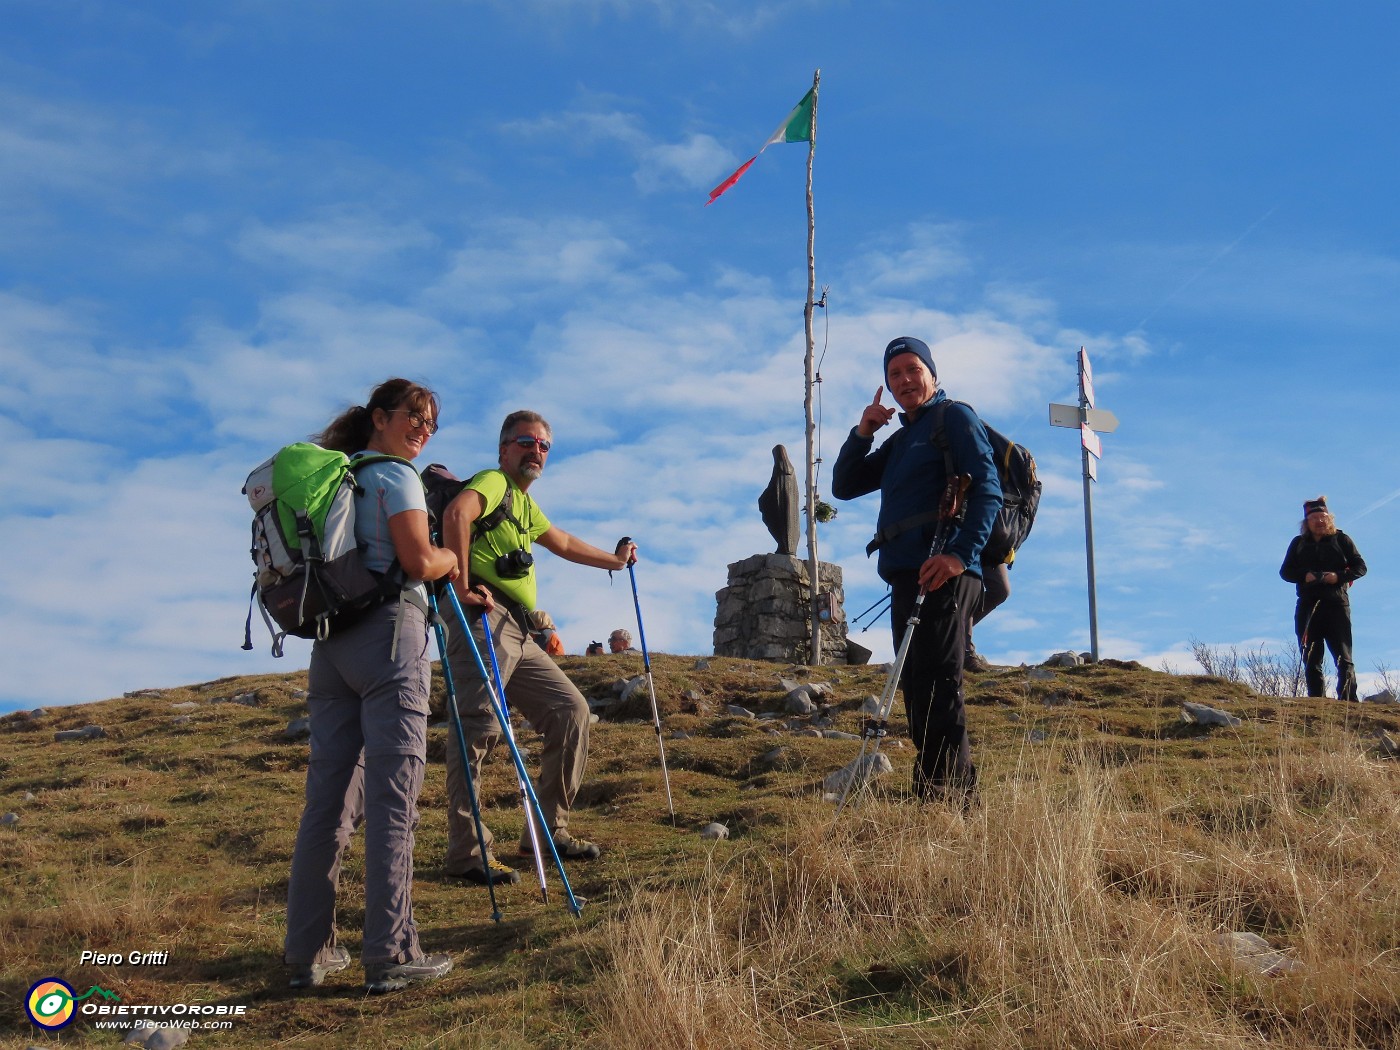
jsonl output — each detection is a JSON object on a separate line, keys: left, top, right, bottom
{"left": 705, "top": 88, "right": 814, "bottom": 206}
{"left": 706, "top": 156, "right": 758, "bottom": 207}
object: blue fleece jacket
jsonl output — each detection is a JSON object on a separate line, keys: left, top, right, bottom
{"left": 831, "top": 390, "right": 1002, "bottom": 583}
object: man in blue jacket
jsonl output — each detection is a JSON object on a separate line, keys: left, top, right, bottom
{"left": 832, "top": 336, "right": 1002, "bottom": 801}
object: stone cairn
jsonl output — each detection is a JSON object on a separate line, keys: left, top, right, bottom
{"left": 712, "top": 553, "right": 849, "bottom": 664}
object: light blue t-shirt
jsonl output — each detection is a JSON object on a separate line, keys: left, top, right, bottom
{"left": 350, "top": 454, "right": 428, "bottom": 597}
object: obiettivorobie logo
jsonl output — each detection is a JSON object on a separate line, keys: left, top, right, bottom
{"left": 25, "top": 978, "right": 120, "bottom": 1030}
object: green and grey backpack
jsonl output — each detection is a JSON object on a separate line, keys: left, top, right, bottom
{"left": 242, "top": 443, "right": 411, "bottom": 655}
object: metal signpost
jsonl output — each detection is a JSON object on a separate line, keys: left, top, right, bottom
{"left": 1048, "top": 347, "right": 1118, "bottom": 661}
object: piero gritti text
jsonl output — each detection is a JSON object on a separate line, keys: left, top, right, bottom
{"left": 80, "top": 951, "right": 170, "bottom": 966}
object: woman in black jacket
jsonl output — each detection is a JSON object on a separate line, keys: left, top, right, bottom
{"left": 1280, "top": 496, "right": 1367, "bottom": 701}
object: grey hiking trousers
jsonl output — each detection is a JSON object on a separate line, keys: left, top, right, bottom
{"left": 284, "top": 601, "right": 431, "bottom": 968}
{"left": 443, "top": 603, "right": 590, "bottom": 872}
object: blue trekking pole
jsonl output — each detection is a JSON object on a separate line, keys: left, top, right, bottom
{"left": 427, "top": 589, "right": 502, "bottom": 923}
{"left": 478, "top": 610, "right": 550, "bottom": 899}
{"left": 442, "top": 585, "right": 582, "bottom": 917}
{"left": 621, "top": 538, "right": 676, "bottom": 824}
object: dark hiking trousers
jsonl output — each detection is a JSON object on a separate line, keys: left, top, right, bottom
{"left": 973, "top": 560, "right": 1011, "bottom": 627}
{"left": 890, "top": 571, "right": 982, "bottom": 798}
{"left": 1295, "top": 596, "right": 1357, "bottom": 701}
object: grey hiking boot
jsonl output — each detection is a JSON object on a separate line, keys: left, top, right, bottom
{"left": 449, "top": 855, "right": 521, "bottom": 886}
{"left": 964, "top": 650, "right": 992, "bottom": 673}
{"left": 521, "top": 828, "right": 601, "bottom": 860}
{"left": 288, "top": 945, "right": 350, "bottom": 989}
{"left": 364, "top": 952, "right": 453, "bottom": 994}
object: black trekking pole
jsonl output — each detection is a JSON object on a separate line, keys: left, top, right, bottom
{"left": 620, "top": 537, "right": 676, "bottom": 824}
{"left": 427, "top": 589, "right": 503, "bottom": 923}
{"left": 479, "top": 610, "right": 550, "bottom": 899}
{"left": 849, "top": 589, "right": 893, "bottom": 632}
{"left": 442, "top": 585, "right": 583, "bottom": 917}
{"left": 833, "top": 474, "right": 972, "bottom": 817}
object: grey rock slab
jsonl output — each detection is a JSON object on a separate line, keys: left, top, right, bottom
{"left": 1213, "top": 931, "right": 1303, "bottom": 976}
{"left": 822, "top": 751, "right": 893, "bottom": 796}
{"left": 55, "top": 725, "right": 107, "bottom": 741}
{"left": 1181, "top": 702, "right": 1242, "bottom": 728}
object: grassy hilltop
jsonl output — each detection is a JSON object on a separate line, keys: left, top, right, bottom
{"left": 1, "top": 655, "right": 1398, "bottom": 1049}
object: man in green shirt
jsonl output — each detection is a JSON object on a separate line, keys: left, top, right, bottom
{"left": 440, "top": 410, "right": 636, "bottom": 885}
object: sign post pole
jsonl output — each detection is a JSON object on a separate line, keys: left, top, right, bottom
{"left": 1048, "top": 347, "right": 1118, "bottom": 662}
{"left": 1081, "top": 446, "right": 1099, "bottom": 662}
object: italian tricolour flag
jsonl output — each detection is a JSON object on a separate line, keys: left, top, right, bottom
{"left": 706, "top": 88, "right": 815, "bottom": 206}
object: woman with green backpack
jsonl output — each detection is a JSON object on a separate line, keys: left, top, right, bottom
{"left": 283, "top": 377, "right": 461, "bottom": 995}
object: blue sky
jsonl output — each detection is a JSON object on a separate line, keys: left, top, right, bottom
{"left": 3, "top": 1, "right": 1397, "bottom": 710}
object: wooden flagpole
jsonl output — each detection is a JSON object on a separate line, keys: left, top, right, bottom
{"left": 803, "top": 68, "right": 822, "bottom": 665}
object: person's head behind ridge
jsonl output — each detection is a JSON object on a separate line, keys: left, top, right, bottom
{"left": 1301, "top": 495, "right": 1337, "bottom": 537}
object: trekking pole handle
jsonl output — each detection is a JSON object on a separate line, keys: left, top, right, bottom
{"left": 916, "top": 474, "right": 974, "bottom": 594}
{"left": 617, "top": 535, "right": 637, "bottom": 567}
{"left": 941, "top": 474, "right": 973, "bottom": 524}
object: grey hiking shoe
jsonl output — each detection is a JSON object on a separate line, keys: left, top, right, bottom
{"left": 964, "top": 651, "right": 992, "bottom": 673}
{"left": 521, "top": 828, "right": 601, "bottom": 860}
{"left": 449, "top": 855, "right": 521, "bottom": 886}
{"left": 364, "top": 952, "right": 453, "bottom": 994}
{"left": 288, "top": 945, "right": 350, "bottom": 989}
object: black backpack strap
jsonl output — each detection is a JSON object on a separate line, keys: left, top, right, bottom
{"left": 929, "top": 398, "right": 961, "bottom": 476}
{"left": 473, "top": 486, "right": 525, "bottom": 542}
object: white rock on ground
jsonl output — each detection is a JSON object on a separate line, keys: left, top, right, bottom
{"left": 1181, "top": 702, "right": 1242, "bottom": 728}
{"left": 822, "top": 751, "right": 894, "bottom": 797}
{"left": 1213, "top": 931, "right": 1304, "bottom": 976}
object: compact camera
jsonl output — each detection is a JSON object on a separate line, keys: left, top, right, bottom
{"left": 494, "top": 548, "right": 534, "bottom": 579}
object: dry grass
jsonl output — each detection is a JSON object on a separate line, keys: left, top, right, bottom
{"left": 1, "top": 656, "right": 1397, "bottom": 1048}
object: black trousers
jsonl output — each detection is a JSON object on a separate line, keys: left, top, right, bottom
{"left": 890, "top": 571, "right": 983, "bottom": 797}
{"left": 1295, "top": 596, "right": 1356, "bottom": 701}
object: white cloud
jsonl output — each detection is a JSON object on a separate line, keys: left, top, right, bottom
{"left": 502, "top": 97, "right": 760, "bottom": 194}
{"left": 478, "top": 0, "right": 821, "bottom": 37}
{"left": 423, "top": 216, "right": 678, "bottom": 316}
{"left": 0, "top": 219, "right": 1088, "bottom": 704}
{"left": 183, "top": 293, "right": 482, "bottom": 445}
{"left": 234, "top": 209, "right": 438, "bottom": 280}
{"left": 846, "top": 222, "right": 971, "bottom": 294}
{"left": 0, "top": 89, "right": 145, "bottom": 198}
{"left": 503, "top": 108, "right": 647, "bottom": 149}
{"left": 635, "top": 133, "right": 732, "bottom": 191}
